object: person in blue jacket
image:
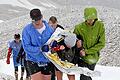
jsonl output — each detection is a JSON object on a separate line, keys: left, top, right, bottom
{"left": 22, "top": 8, "right": 54, "bottom": 80}
{"left": 6, "top": 34, "right": 25, "bottom": 80}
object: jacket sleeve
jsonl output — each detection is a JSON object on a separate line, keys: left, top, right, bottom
{"left": 73, "top": 25, "right": 83, "bottom": 41}
{"left": 73, "top": 25, "right": 79, "bottom": 36}
{"left": 22, "top": 28, "right": 40, "bottom": 55}
{"left": 85, "top": 24, "right": 105, "bottom": 54}
{"left": 7, "top": 48, "right": 12, "bottom": 60}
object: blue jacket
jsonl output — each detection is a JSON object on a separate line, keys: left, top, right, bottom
{"left": 22, "top": 20, "right": 54, "bottom": 63}
{"left": 8, "top": 40, "right": 22, "bottom": 67}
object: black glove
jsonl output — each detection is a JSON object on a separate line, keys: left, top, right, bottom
{"left": 42, "top": 45, "right": 49, "bottom": 52}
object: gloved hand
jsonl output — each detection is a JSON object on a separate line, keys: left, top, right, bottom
{"left": 52, "top": 45, "right": 65, "bottom": 52}
{"left": 51, "top": 46, "right": 60, "bottom": 52}
{"left": 42, "top": 45, "right": 49, "bottom": 52}
{"left": 6, "top": 59, "right": 10, "bottom": 64}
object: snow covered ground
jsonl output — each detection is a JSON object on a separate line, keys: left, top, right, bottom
{"left": 0, "top": 20, "right": 4, "bottom": 23}
{"left": 1, "top": 5, "right": 120, "bottom": 66}
{"left": 0, "top": 0, "right": 56, "bottom": 21}
{"left": 1, "top": 0, "right": 120, "bottom": 21}
{"left": 0, "top": 58, "right": 120, "bottom": 80}
{"left": 0, "top": 0, "right": 45, "bottom": 10}
{"left": 0, "top": 0, "right": 120, "bottom": 80}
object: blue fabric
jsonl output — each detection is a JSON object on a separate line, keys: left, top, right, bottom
{"left": 9, "top": 40, "right": 22, "bottom": 67}
{"left": 22, "top": 20, "right": 54, "bottom": 63}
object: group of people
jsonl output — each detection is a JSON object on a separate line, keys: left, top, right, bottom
{"left": 6, "top": 7, "right": 105, "bottom": 80}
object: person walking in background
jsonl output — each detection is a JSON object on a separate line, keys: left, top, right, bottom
{"left": 16, "top": 45, "right": 31, "bottom": 80}
{"left": 22, "top": 8, "right": 54, "bottom": 80}
{"left": 74, "top": 7, "right": 105, "bottom": 80}
{"left": 6, "top": 34, "right": 24, "bottom": 80}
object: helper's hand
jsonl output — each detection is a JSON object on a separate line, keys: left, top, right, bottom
{"left": 51, "top": 45, "right": 65, "bottom": 52}
{"left": 76, "top": 40, "right": 82, "bottom": 48}
{"left": 42, "top": 45, "right": 49, "bottom": 52}
{"left": 59, "top": 45, "right": 65, "bottom": 50}
{"left": 80, "top": 49, "right": 86, "bottom": 57}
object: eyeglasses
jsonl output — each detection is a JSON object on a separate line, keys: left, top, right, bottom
{"left": 32, "top": 19, "right": 42, "bottom": 25}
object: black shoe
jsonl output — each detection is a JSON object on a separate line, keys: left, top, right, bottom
{"left": 26, "top": 77, "right": 31, "bottom": 80}
{"left": 20, "top": 77, "right": 23, "bottom": 80}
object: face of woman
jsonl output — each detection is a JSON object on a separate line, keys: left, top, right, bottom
{"left": 48, "top": 20, "right": 57, "bottom": 29}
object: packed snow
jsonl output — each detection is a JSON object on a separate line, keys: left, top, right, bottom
{"left": 0, "top": 0, "right": 45, "bottom": 10}
{"left": 0, "top": 20, "right": 4, "bottom": 23}
{"left": 0, "top": 58, "right": 120, "bottom": 80}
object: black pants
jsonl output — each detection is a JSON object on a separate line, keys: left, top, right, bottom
{"left": 78, "top": 59, "right": 96, "bottom": 80}
{"left": 51, "top": 63, "right": 56, "bottom": 80}
{"left": 15, "top": 66, "right": 24, "bottom": 72}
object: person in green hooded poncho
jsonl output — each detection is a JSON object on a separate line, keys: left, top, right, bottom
{"left": 74, "top": 7, "right": 105, "bottom": 80}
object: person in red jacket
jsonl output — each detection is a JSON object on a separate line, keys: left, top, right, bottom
{"left": 6, "top": 34, "right": 24, "bottom": 80}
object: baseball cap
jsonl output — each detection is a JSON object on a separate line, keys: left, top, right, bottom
{"left": 30, "top": 8, "right": 42, "bottom": 21}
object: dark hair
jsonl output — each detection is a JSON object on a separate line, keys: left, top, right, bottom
{"left": 30, "top": 8, "right": 42, "bottom": 21}
{"left": 14, "top": 34, "right": 20, "bottom": 39}
{"left": 49, "top": 16, "right": 57, "bottom": 24}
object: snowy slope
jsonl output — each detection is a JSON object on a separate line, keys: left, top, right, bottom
{"left": 1, "top": 0, "right": 120, "bottom": 21}
{"left": 0, "top": 0, "right": 120, "bottom": 80}
{"left": 0, "top": 58, "right": 120, "bottom": 80}
{"left": 0, "top": 0, "right": 45, "bottom": 10}
{"left": 0, "top": 0, "right": 57, "bottom": 21}
{"left": 0, "top": 20, "right": 4, "bottom": 23}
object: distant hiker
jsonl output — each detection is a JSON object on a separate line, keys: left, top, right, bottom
{"left": 22, "top": 8, "right": 54, "bottom": 80}
{"left": 16, "top": 45, "right": 31, "bottom": 80}
{"left": 74, "top": 7, "right": 105, "bottom": 80}
{"left": 6, "top": 34, "right": 24, "bottom": 80}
